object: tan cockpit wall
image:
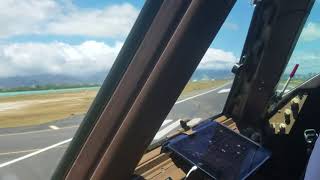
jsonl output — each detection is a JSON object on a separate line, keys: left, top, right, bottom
{"left": 269, "top": 95, "right": 307, "bottom": 134}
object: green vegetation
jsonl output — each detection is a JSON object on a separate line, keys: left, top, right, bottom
{"left": 0, "top": 84, "right": 100, "bottom": 93}
{"left": 0, "top": 80, "right": 230, "bottom": 128}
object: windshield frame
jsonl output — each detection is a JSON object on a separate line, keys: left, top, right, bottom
{"left": 223, "top": 0, "right": 316, "bottom": 133}
{"left": 52, "top": 0, "right": 164, "bottom": 178}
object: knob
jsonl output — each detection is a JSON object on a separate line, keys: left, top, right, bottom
{"left": 279, "top": 123, "right": 286, "bottom": 134}
{"left": 284, "top": 109, "right": 291, "bottom": 125}
{"left": 291, "top": 97, "right": 300, "bottom": 111}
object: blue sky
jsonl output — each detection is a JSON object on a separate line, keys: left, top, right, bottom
{"left": 73, "top": 0, "right": 143, "bottom": 9}
{"left": 0, "top": 0, "right": 319, "bottom": 78}
{"left": 284, "top": 0, "right": 320, "bottom": 76}
{"left": 3, "top": 0, "right": 254, "bottom": 55}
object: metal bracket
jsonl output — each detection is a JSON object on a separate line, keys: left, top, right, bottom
{"left": 231, "top": 63, "right": 244, "bottom": 75}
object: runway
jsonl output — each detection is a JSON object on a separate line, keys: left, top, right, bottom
{"left": 0, "top": 82, "right": 232, "bottom": 179}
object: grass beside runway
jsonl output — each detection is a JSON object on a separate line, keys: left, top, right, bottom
{"left": 182, "top": 80, "right": 229, "bottom": 95}
{"left": 0, "top": 79, "right": 229, "bottom": 128}
{"left": 0, "top": 90, "right": 98, "bottom": 128}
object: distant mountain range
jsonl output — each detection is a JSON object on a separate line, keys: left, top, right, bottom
{"left": 2, "top": 69, "right": 313, "bottom": 90}
{"left": 0, "top": 69, "right": 235, "bottom": 89}
{"left": 191, "top": 69, "right": 234, "bottom": 80}
{"left": 0, "top": 71, "right": 107, "bottom": 89}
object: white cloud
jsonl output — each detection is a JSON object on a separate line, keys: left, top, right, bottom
{"left": 0, "top": 1, "right": 238, "bottom": 78}
{"left": 301, "top": 22, "right": 320, "bottom": 41}
{"left": 0, "top": 0, "right": 60, "bottom": 38}
{"left": 199, "top": 48, "right": 237, "bottom": 70}
{"left": 0, "top": 41, "right": 122, "bottom": 78}
{"left": 0, "top": 41, "right": 237, "bottom": 78}
{"left": 0, "top": 0, "right": 139, "bottom": 38}
{"left": 286, "top": 51, "right": 320, "bottom": 75}
{"left": 45, "top": 3, "right": 139, "bottom": 38}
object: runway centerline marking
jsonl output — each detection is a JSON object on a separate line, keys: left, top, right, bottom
{"left": 175, "top": 82, "right": 231, "bottom": 104}
{"left": 161, "top": 119, "right": 173, "bottom": 126}
{"left": 154, "top": 82, "right": 231, "bottom": 140}
{"left": 0, "top": 82, "right": 232, "bottom": 168}
{"left": 0, "top": 125, "right": 78, "bottom": 137}
{"left": 0, "top": 139, "right": 72, "bottom": 168}
{"left": 154, "top": 120, "right": 181, "bottom": 140}
{"left": 0, "top": 145, "right": 69, "bottom": 156}
{"left": 154, "top": 118, "right": 203, "bottom": 140}
{"left": 0, "top": 149, "right": 37, "bottom": 156}
{"left": 49, "top": 125, "right": 60, "bottom": 130}
{"left": 218, "top": 88, "right": 231, "bottom": 94}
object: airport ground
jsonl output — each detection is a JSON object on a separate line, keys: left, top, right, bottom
{"left": 0, "top": 78, "right": 300, "bottom": 179}
{"left": 0, "top": 80, "right": 232, "bottom": 179}
{"left": 0, "top": 79, "right": 228, "bottom": 128}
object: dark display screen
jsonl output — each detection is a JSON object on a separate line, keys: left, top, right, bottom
{"left": 165, "top": 121, "right": 271, "bottom": 180}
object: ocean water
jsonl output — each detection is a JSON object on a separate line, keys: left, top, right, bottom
{"left": 0, "top": 86, "right": 100, "bottom": 97}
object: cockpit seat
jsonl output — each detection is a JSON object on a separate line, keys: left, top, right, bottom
{"left": 304, "top": 137, "right": 320, "bottom": 180}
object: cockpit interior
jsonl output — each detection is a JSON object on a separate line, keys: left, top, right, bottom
{"left": 50, "top": 0, "right": 320, "bottom": 179}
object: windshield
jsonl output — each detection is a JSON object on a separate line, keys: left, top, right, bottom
{"left": 0, "top": 0, "right": 254, "bottom": 179}
{"left": 276, "top": 0, "right": 320, "bottom": 94}
{"left": 0, "top": 0, "right": 142, "bottom": 179}
{"left": 154, "top": 1, "right": 254, "bottom": 142}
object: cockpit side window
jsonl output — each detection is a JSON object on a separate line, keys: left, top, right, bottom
{"left": 276, "top": 0, "right": 320, "bottom": 94}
